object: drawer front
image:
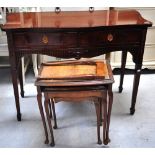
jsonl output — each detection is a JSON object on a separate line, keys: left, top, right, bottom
{"left": 79, "top": 29, "right": 142, "bottom": 47}
{"left": 13, "top": 32, "right": 78, "bottom": 48}
{"left": 13, "top": 29, "right": 142, "bottom": 50}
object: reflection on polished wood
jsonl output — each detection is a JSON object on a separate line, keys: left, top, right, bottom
{"left": 3, "top": 10, "right": 151, "bottom": 29}
{"left": 1, "top": 10, "right": 152, "bottom": 121}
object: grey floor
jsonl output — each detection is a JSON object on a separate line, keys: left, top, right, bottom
{"left": 0, "top": 67, "right": 155, "bottom": 148}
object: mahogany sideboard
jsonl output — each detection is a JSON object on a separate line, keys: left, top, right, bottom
{"left": 1, "top": 10, "right": 152, "bottom": 121}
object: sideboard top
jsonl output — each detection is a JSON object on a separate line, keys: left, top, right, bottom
{"left": 1, "top": 10, "right": 152, "bottom": 30}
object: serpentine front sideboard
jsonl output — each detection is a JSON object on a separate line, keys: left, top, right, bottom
{"left": 1, "top": 10, "right": 152, "bottom": 121}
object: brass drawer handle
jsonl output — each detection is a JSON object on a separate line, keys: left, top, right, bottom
{"left": 107, "top": 34, "right": 113, "bottom": 42}
{"left": 89, "top": 7, "right": 94, "bottom": 13}
{"left": 55, "top": 7, "right": 61, "bottom": 14}
{"left": 42, "top": 35, "right": 48, "bottom": 44}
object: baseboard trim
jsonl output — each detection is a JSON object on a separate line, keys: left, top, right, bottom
{"left": 113, "top": 67, "right": 155, "bottom": 75}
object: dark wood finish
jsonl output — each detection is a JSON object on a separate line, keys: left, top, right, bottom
{"left": 1, "top": 10, "right": 152, "bottom": 120}
{"left": 104, "top": 84, "right": 113, "bottom": 144}
{"left": 36, "top": 86, "right": 49, "bottom": 144}
{"left": 51, "top": 98, "right": 57, "bottom": 129}
{"left": 18, "top": 58, "right": 24, "bottom": 98}
{"left": 35, "top": 60, "right": 114, "bottom": 146}
{"left": 119, "top": 51, "right": 127, "bottom": 93}
{"left": 94, "top": 99, "right": 102, "bottom": 144}
{"left": 48, "top": 100, "right": 53, "bottom": 119}
{"left": 44, "top": 93, "right": 55, "bottom": 146}
{"left": 103, "top": 91, "right": 108, "bottom": 145}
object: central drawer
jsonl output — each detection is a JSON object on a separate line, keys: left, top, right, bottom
{"left": 13, "top": 32, "right": 78, "bottom": 48}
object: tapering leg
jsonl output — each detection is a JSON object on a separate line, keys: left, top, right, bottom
{"left": 119, "top": 51, "right": 127, "bottom": 93}
{"left": 10, "top": 56, "right": 21, "bottom": 121}
{"left": 37, "top": 87, "right": 49, "bottom": 144}
{"left": 37, "top": 54, "right": 43, "bottom": 68}
{"left": 94, "top": 99, "right": 102, "bottom": 145}
{"left": 105, "top": 53, "right": 111, "bottom": 61}
{"left": 51, "top": 98, "right": 58, "bottom": 129}
{"left": 32, "top": 54, "right": 38, "bottom": 77}
{"left": 44, "top": 93, "right": 55, "bottom": 146}
{"left": 102, "top": 91, "right": 108, "bottom": 145}
{"left": 99, "top": 99, "right": 103, "bottom": 126}
{"left": 104, "top": 85, "right": 113, "bottom": 145}
{"left": 130, "top": 64, "right": 142, "bottom": 115}
{"left": 18, "top": 57, "right": 25, "bottom": 98}
{"left": 48, "top": 100, "right": 53, "bottom": 119}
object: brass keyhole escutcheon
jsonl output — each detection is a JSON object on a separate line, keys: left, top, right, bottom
{"left": 42, "top": 35, "right": 48, "bottom": 44}
{"left": 107, "top": 34, "right": 113, "bottom": 42}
